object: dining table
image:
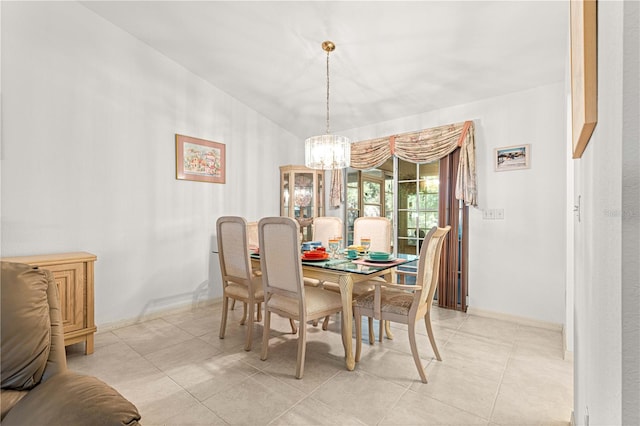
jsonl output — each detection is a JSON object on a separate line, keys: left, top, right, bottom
{"left": 250, "top": 251, "right": 418, "bottom": 371}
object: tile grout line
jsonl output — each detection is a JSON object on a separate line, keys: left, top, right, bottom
{"left": 265, "top": 369, "right": 342, "bottom": 425}
{"left": 486, "top": 325, "right": 520, "bottom": 424}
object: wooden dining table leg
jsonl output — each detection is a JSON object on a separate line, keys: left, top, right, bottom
{"left": 338, "top": 274, "right": 355, "bottom": 371}
{"left": 383, "top": 271, "right": 394, "bottom": 341}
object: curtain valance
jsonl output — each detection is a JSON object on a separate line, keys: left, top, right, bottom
{"left": 349, "top": 120, "right": 477, "bottom": 206}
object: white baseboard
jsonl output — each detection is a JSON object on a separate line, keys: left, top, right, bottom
{"left": 97, "top": 297, "right": 223, "bottom": 333}
{"left": 466, "top": 306, "right": 563, "bottom": 331}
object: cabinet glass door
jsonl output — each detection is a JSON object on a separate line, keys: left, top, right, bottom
{"left": 280, "top": 166, "right": 324, "bottom": 242}
{"left": 282, "top": 171, "right": 291, "bottom": 218}
{"left": 294, "top": 172, "right": 314, "bottom": 219}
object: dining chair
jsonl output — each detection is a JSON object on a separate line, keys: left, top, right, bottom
{"left": 227, "top": 221, "right": 260, "bottom": 314}
{"left": 353, "top": 225, "right": 450, "bottom": 383}
{"left": 353, "top": 216, "right": 392, "bottom": 253}
{"left": 325, "top": 216, "right": 392, "bottom": 341}
{"left": 246, "top": 220, "right": 262, "bottom": 277}
{"left": 304, "top": 216, "right": 343, "bottom": 290}
{"left": 217, "top": 216, "right": 296, "bottom": 351}
{"left": 312, "top": 216, "right": 343, "bottom": 247}
{"left": 217, "top": 216, "right": 263, "bottom": 351}
{"left": 246, "top": 221, "right": 259, "bottom": 251}
{"left": 258, "top": 216, "right": 344, "bottom": 379}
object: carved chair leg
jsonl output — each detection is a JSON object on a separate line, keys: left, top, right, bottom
{"left": 260, "top": 311, "right": 271, "bottom": 361}
{"left": 244, "top": 302, "right": 254, "bottom": 351}
{"left": 322, "top": 315, "right": 330, "bottom": 330}
{"left": 368, "top": 317, "right": 375, "bottom": 344}
{"left": 409, "top": 321, "right": 428, "bottom": 383}
{"left": 219, "top": 297, "right": 229, "bottom": 339}
{"left": 355, "top": 311, "right": 363, "bottom": 362}
{"left": 384, "top": 320, "right": 394, "bottom": 340}
{"left": 295, "top": 323, "right": 307, "bottom": 379}
{"left": 240, "top": 302, "right": 248, "bottom": 325}
{"left": 424, "top": 313, "right": 442, "bottom": 361}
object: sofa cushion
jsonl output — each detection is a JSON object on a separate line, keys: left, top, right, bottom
{"left": 1, "top": 262, "right": 51, "bottom": 391}
{"left": 0, "top": 389, "right": 29, "bottom": 420}
{"left": 1, "top": 372, "right": 141, "bottom": 426}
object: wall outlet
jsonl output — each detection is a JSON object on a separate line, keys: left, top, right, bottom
{"left": 483, "top": 209, "right": 495, "bottom": 220}
{"left": 495, "top": 208, "right": 505, "bottom": 219}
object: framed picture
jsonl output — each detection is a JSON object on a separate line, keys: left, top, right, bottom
{"left": 495, "top": 144, "right": 530, "bottom": 172}
{"left": 570, "top": 0, "right": 597, "bottom": 159}
{"left": 175, "top": 134, "right": 226, "bottom": 184}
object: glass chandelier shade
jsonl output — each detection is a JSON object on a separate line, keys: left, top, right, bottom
{"left": 304, "top": 41, "right": 351, "bottom": 170}
{"left": 305, "top": 134, "right": 351, "bottom": 170}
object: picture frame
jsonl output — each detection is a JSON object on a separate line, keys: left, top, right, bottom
{"left": 175, "top": 134, "right": 226, "bottom": 184}
{"left": 495, "top": 144, "right": 530, "bottom": 172}
{"left": 570, "top": 0, "right": 598, "bottom": 159}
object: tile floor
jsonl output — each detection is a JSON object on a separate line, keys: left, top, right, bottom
{"left": 67, "top": 303, "right": 573, "bottom": 425}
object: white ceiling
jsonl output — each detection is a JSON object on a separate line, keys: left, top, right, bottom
{"left": 81, "top": 1, "right": 569, "bottom": 138}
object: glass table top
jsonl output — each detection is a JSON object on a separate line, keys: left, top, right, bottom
{"left": 250, "top": 252, "right": 418, "bottom": 276}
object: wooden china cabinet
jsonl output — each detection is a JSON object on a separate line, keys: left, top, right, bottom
{"left": 279, "top": 165, "right": 324, "bottom": 242}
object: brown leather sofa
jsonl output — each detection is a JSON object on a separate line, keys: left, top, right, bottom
{"left": 1, "top": 261, "right": 141, "bottom": 425}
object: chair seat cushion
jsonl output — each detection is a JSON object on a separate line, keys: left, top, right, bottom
{"left": 1, "top": 262, "right": 51, "bottom": 391}
{"left": 225, "top": 281, "right": 263, "bottom": 300}
{"left": 354, "top": 288, "right": 414, "bottom": 316}
{"left": 269, "top": 287, "right": 342, "bottom": 318}
{"left": 1, "top": 372, "right": 141, "bottom": 426}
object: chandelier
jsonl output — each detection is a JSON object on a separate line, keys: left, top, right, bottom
{"left": 304, "top": 41, "right": 351, "bottom": 170}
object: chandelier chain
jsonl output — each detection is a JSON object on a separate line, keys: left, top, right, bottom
{"left": 326, "top": 50, "right": 331, "bottom": 134}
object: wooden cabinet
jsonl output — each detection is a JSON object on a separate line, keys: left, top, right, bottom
{"left": 1, "top": 252, "right": 97, "bottom": 355}
{"left": 280, "top": 165, "right": 324, "bottom": 241}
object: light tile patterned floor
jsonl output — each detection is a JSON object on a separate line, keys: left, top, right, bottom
{"left": 67, "top": 303, "right": 573, "bottom": 425}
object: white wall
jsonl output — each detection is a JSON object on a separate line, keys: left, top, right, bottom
{"left": 1, "top": 2, "right": 301, "bottom": 325}
{"left": 342, "top": 83, "right": 567, "bottom": 326}
{"left": 573, "top": 1, "right": 640, "bottom": 425}
{"left": 1, "top": 2, "right": 569, "bottom": 330}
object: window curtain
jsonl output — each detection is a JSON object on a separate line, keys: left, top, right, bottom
{"left": 348, "top": 120, "right": 477, "bottom": 207}
{"left": 438, "top": 149, "right": 468, "bottom": 312}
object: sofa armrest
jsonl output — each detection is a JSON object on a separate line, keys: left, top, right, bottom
{"left": 42, "top": 268, "right": 68, "bottom": 381}
{"left": 2, "top": 372, "right": 141, "bottom": 426}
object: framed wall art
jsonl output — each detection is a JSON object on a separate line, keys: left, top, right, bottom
{"left": 570, "top": 0, "right": 598, "bottom": 159}
{"left": 495, "top": 144, "right": 530, "bottom": 172}
{"left": 175, "top": 134, "right": 226, "bottom": 184}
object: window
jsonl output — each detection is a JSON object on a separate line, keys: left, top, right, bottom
{"left": 345, "top": 159, "right": 438, "bottom": 262}
{"left": 397, "top": 159, "right": 439, "bottom": 256}
{"left": 346, "top": 169, "right": 389, "bottom": 246}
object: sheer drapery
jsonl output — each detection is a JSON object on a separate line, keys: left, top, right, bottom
{"left": 349, "top": 120, "right": 477, "bottom": 206}
{"left": 329, "top": 169, "right": 344, "bottom": 208}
